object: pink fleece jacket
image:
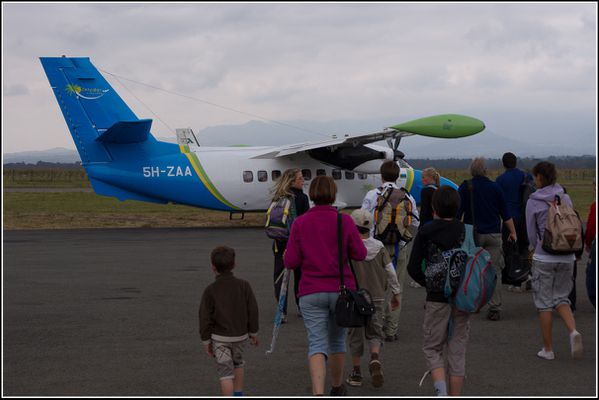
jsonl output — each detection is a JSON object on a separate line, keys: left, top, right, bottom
{"left": 283, "top": 205, "right": 367, "bottom": 297}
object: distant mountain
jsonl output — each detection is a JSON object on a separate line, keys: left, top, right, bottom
{"left": 398, "top": 129, "right": 587, "bottom": 159}
{"left": 189, "top": 120, "right": 593, "bottom": 159}
{"left": 3, "top": 147, "right": 80, "bottom": 164}
{"left": 3, "top": 119, "right": 595, "bottom": 164}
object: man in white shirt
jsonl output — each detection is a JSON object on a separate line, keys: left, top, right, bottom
{"left": 362, "top": 161, "right": 419, "bottom": 342}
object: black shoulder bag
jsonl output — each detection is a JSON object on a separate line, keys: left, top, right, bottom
{"left": 334, "top": 212, "right": 376, "bottom": 328}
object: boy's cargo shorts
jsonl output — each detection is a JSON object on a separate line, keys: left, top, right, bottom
{"left": 422, "top": 301, "right": 470, "bottom": 377}
{"left": 212, "top": 339, "right": 248, "bottom": 380}
{"left": 348, "top": 300, "right": 385, "bottom": 357}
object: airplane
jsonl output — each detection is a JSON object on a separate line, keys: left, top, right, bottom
{"left": 39, "top": 56, "right": 486, "bottom": 217}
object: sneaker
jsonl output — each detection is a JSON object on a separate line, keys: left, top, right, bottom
{"left": 512, "top": 285, "right": 522, "bottom": 293}
{"left": 409, "top": 280, "right": 422, "bottom": 288}
{"left": 537, "top": 348, "right": 555, "bottom": 360}
{"left": 570, "top": 331, "right": 583, "bottom": 358}
{"left": 487, "top": 309, "right": 501, "bottom": 321}
{"left": 369, "top": 359, "right": 384, "bottom": 388}
{"left": 329, "top": 383, "right": 347, "bottom": 396}
{"left": 346, "top": 370, "right": 363, "bottom": 387}
{"left": 297, "top": 310, "right": 303, "bottom": 319}
{"left": 281, "top": 313, "right": 288, "bottom": 324}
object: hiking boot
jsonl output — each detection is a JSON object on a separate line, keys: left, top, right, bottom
{"left": 537, "top": 348, "right": 555, "bottom": 360}
{"left": 570, "top": 331, "right": 583, "bottom": 358}
{"left": 329, "top": 383, "right": 347, "bottom": 396}
{"left": 384, "top": 333, "right": 398, "bottom": 342}
{"left": 487, "top": 309, "right": 501, "bottom": 321}
{"left": 346, "top": 370, "right": 363, "bottom": 387}
{"left": 369, "top": 359, "right": 384, "bottom": 388}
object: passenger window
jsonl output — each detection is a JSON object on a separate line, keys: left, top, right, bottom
{"left": 316, "top": 169, "right": 326, "bottom": 176}
{"left": 258, "top": 170, "right": 268, "bottom": 182}
{"left": 358, "top": 173, "right": 367, "bottom": 180}
{"left": 272, "top": 170, "right": 281, "bottom": 181}
{"left": 332, "top": 169, "right": 342, "bottom": 180}
{"left": 345, "top": 171, "right": 355, "bottom": 180}
{"left": 243, "top": 171, "right": 253, "bottom": 183}
{"left": 302, "top": 169, "right": 312, "bottom": 180}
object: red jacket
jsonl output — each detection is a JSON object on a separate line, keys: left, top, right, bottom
{"left": 586, "top": 201, "right": 596, "bottom": 249}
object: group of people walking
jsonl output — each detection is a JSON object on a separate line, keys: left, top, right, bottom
{"left": 199, "top": 154, "right": 595, "bottom": 396}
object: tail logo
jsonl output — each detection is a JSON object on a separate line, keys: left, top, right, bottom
{"left": 65, "top": 84, "right": 110, "bottom": 100}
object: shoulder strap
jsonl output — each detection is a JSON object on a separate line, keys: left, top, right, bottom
{"left": 337, "top": 212, "right": 361, "bottom": 290}
{"left": 378, "top": 187, "right": 394, "bottom": 210}
{"left": 374, "top": 187, "right": 394, "bottom": 223}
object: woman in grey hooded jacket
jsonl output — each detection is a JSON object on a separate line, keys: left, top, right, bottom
{"left": 525, "top": 161, "right": 583, "bottom": 361}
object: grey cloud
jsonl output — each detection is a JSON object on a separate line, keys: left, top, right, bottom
{"left": 1, "top": 2, "right": 596, "bottom": 154}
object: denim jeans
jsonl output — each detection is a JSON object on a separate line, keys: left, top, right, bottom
{"left": 299, "top": 292, "right": 347, "bottom": 358}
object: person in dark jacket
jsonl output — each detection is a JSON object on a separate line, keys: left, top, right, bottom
{"left": 269, "top": 168, "right": 310, "bottom": 322}
{"left": 496, "top": 152, "right": 534, "bottom": 288}
{"left": 199, "top": 246, "right": 259, "bottom": 396}
{"left": 408, "top": 186, "right": 469, "bottom": 396}
{"left": 419, "top": 167, "right": 441, "bottom": 228}
{"left": 457, "top": 157, "right": 517, "bottom": 321}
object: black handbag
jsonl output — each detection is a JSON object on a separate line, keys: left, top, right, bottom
{"left": 504, "top": 241, "right": 531, "bottom": 284}
{"left": 334, "top": 212, "right": 376, "bottom": 328}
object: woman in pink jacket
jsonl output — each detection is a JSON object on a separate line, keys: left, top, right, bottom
{"left": 284, "top": 176, "right": 367, "bottom": 396}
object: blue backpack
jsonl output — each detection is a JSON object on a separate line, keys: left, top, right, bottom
{"left": 451, "top": 225, "right": 497, "bottom": 313}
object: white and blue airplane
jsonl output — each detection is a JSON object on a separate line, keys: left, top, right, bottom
{"left": 40, "top": 56, "right": 485, "bottom": 215}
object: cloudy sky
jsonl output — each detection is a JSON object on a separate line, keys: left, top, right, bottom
{"left": 2, "top": 2, "right": 597, "bottom": 155}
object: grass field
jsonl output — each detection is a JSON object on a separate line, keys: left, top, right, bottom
{"left": 3, "top": 168, "right": 596, "bottom": 230}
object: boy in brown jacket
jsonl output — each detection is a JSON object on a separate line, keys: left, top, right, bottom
{"left": 199, "top": 246, "right": 259, "bottom": 396}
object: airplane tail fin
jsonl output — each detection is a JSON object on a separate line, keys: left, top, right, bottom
{"left": 39, "top": 56, "right": 155, "bottom": 164}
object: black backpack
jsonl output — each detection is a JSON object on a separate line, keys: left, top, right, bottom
{"left": 517, "top": 173, "right": 536, "bottom": 245}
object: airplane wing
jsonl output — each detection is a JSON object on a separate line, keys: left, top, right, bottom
{"left": 250, "top": 114, "right": 485, "bottom": 159}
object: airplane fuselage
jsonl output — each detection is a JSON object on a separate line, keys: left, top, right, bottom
{"left": 85, "top": 141, "right": 453, "bottom": 212}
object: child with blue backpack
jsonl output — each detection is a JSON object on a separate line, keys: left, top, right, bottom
{"left": 407, "top": 186, "right": 470, "bottom": 396}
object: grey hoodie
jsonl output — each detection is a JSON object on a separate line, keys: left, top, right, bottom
{"left": 525, "top": 183, "right": 575, "bottom": 261}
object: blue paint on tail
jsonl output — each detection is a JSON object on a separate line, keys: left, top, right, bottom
{"left": 39, "top": 56, "right": 235, "bottom": 211}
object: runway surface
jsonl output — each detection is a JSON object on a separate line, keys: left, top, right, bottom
{"left": 3, "top": 228, "right": 597, "bottom": 396}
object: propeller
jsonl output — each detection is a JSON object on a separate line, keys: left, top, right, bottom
{"left": 386, "top": 135, "right": 404, "bottom": 161}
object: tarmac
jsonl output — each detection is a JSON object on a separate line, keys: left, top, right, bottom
{"left": 3, "top": 228, "right": 597, "bottom": 397}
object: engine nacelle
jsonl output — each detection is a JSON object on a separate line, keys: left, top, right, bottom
{"left": 351, "top": 144, "right": 395, "bottom": 173}
{"left": 307, "top": 143, "right": 399, "bottom": 173}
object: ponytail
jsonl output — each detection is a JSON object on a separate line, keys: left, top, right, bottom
{"left": 423, "top": 167, "right": 440, "bottom": 187}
